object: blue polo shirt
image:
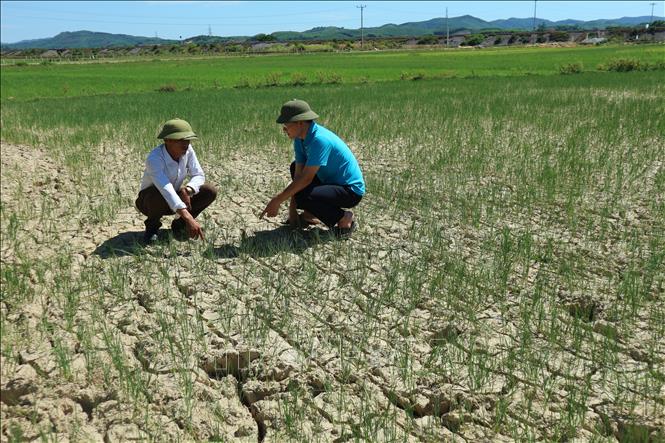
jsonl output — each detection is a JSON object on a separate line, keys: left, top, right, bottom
{"left": 294, "top": 122, "right": 366, "bottom": 196}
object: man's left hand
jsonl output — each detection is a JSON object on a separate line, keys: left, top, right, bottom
{"left": 260, "top": 197, "right": 281, "bottom": 219}
{"left": 179, "top": 188, "right": 192, "bottom": 211}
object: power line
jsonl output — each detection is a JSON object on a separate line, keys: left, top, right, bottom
{"left": 357, "top": 4, "right": 366, "bottom": 48}
{"left": 446, "top": 7, "right": 449, "bottom": 47}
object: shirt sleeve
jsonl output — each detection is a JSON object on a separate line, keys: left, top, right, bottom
{"left": 305, "top": 139, "right": 331, "bottom": 167}
{"left": 294, "top": 140, "right": 306, "bottom": 164}
{"left": 185, "top": 147, "right": 205, "bottom": 194}
{"left": 145, "top": 155, "right": 186, "bottom": 212}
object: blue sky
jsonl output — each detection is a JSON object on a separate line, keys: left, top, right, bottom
{"left": 1, "top": 1, "right": 663, "bottom": 43}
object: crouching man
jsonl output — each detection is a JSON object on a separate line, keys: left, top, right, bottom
{"left": 136, "top": 118, "right": 217, "bottom": 243}
{"left": 260, "top": 100, "right": 365, "bottom": 237}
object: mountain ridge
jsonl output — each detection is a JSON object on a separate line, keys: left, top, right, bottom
{"left": 2, "top": 15, "right": 662, "bottom": 49}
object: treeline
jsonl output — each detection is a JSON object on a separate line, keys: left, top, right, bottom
{"left": 2, "top": 23, "right": 663, "bottom": 61}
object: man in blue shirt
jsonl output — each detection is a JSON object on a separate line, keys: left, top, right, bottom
{"left": 260, "top": 100, "right": 365, "bottom": 237}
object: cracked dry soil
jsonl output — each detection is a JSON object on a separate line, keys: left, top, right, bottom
{"left": 1, "top": 141, "right": 664, "bottom": 442}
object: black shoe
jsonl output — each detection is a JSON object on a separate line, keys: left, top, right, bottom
{"left": 143, "top": 227, "right": 160, "bottom": 244}
{"left": 331, "top": 220, "right": 357, "bottom": 239}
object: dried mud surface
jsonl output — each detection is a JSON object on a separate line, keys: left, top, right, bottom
{"left": 1, "top": 141, "right": 664, "bottom": 442}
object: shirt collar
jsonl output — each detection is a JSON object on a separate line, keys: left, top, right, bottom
{"left": 161, "top": 143, "right": 189, "bottom": 163}
{"left": 302, "top": 121, "right": 318, "bottom": 146}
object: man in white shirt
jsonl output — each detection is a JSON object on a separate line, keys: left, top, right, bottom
{"left": 135, "top": 119, "right": 217, "bottom": 243}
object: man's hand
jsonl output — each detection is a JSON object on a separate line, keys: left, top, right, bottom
{"left": 260, "top": 197, "right": 282, "bottom": 219}
{"left": 178, "top": 187, "right": 192, "bottom": 211}
{"left": 176, "top": 208, "right": 204, "bottom": 240}
{"left": 185, "top": 218, "right": 204, "bottom": 240}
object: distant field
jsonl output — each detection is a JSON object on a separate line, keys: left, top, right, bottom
{"left": 1, "top": 45, "right": 664, "bottom": 441}
{"left": 1, "top": 44, "right": 663, "bottom": 101}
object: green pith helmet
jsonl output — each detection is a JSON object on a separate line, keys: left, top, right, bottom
{"left": 276, "top": 99, "right": 319, "bottom": 124}
{"left": 157, "top": 119, "right": 198, "bottom": 140}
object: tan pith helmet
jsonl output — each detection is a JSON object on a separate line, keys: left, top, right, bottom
{"left": 276, "top": 99, "right": 319, "bottom": 124}
{"left": 157, "top": 119, "right": 198, "bottom": 140}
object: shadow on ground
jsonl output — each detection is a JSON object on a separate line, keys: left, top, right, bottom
{"left": 208, "top": 225, "right": 334, "bottom": 258}
{"left": 93, "top": 231, "right": 146, "bottom": 258}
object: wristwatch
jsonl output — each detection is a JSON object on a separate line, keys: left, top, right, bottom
{"left": 185, "top": 186, "right": 194, "bottom": 197}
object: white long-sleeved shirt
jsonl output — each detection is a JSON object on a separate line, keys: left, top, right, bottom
{"left": 139, "top": 144, "right": 205, "bottom": 212}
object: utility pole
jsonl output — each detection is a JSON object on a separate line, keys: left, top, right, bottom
{"left": 357, "top": 5, "right": 366, "bottom": 48}
{"left": 446, "top": 7, "right": 449, "bottom": 47}
{"left": 208, "top": 25, "right": 212, "bottom": 36}
{"left": 532, "top": 0, "right": 537, "bottom": 31}
{"left": 650, "top": 2, "right": 656, "bottom": 24}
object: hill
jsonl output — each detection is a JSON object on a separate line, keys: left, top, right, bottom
{"left": 2, "top": 15, "right": 662, "bottom": 49}
{"left": 2, "top": 30, "right": 178, "bottom": 50}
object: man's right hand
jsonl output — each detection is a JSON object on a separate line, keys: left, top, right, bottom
{"left": 186, "top": 218, "right": 204, "bottom": 240}
{"left": 177, "top": 208, "right": 204, "bottom": 240}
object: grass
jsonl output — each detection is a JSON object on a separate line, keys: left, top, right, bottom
{"left": 1, "top": 44, "right": 664, "bottom": 441}
{"left": 1, "top": 44, "right": 663, "bottom": 100}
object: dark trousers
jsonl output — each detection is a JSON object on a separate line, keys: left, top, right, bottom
{"left": 290, "top": 162, "right": 362, "bottom": 227}
{"left": 135, "top": 184, "right": 217, "bottom": 232}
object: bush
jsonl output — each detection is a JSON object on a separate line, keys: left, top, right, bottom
{"left": 417, "top": 35, "right": 439, "bottom": 45}
{"left": 225, "top": 45, "right": 243, "bottom": 53}
{"left": 600, "top": 58, "right": 643, "bottom": 72}
{"left": 494, "top": 37, "right": 503, "bottom": 45}
{"left": 559, "top": 63, "right": 583, "bottom": 74}
{"left": 315, "top": 71, "right": 342, "bottom": 84}
{"left": 549, "top": 31, "right": 569, "bottom": 42}
{"left": 254, "top": 33, "right": 276, "bottom": 42}
{"left": 400, "top": 71, "right": 426, "bottom": 81}
{"left": 233, "top": 77, "right": 252, "bottom": 89}
{"left": 157, "top": 84, "right": 177, "bottom": 92}
{"left": 263, "top": 72, "right": 281, "bottom": 87}
{"left": 599, "top": 59, "right": 665, "bottom": 72}
{"left": 289, "top": 72, "right": 307, "bottom": 86}
{"left": 461, "top": 34, "right": 484, "bottom": 46}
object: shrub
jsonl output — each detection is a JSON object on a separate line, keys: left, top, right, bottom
{"left": 157, "top": 84, "right": 177, "bottom": 92}
{"left": 254, "top": 33, "right": 276, "bottom": 42}
{"left": 600, "top": 58, "right": 643, "bottom": 72}
{"left": 315, "top": 71, "right": 342, "bottom": 84}
{"left": 225, "top": 45, "right": 243, "bottom": 53}
{"left": 233, "top": 77, "right": 252, "bottom": 89}
{"left": 326, "top": 72, "right": 342, "bottom": 84}
{"left": 289, "top": 72, "right": 307, "bottom": 86}
{"left": 461, "top": 34, "right": 484, "bottom": 46}
{"left": 549, "top": 31, "right": 569, "bottom": 42}
{"left": 400, "top": 71, "right": 426, "bottom": 81}
{"left": 417, "top": 35, "right": 439, "bottom": 45}
{"left": 559, "top": 63, "right": 583, "bottom": 74}
{"left": 263, "top": 72, "right": 281, "bottom": 87}
{"left": 494, "top": 37, "right": 503, "bottom": 45}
